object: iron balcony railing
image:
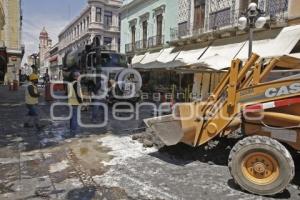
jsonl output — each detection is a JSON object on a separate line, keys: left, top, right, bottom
{"left": 125, "top": 35, "right": 165, "bottom": 53}
{"left": 170, "top": 0, "right": 288, "bottom": 41}
{"left": 135, "top": 39, "right": 148, "bottom": 50}
{"left": 148, "top": 35, "right": 164, "bottom": 48}
{"left": 125, "top": 39, "right": 147, "bottom": 53}
{"left": 261, "top": 0, "right": 288, "bottom": 21}
{"left": 125, "top": 43, "right": 135, "bottom": 53}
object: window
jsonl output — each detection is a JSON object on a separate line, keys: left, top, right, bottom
{"left": 96, "top": 7, "right": 102, "bottom": 22}
{"left": 178, "top": 21, "right": 188, "bottom": 37}
{"left": 142, "top": 20, "right": 148, "bottom": 48}
{"left": 209, "top": 8, "right": 231, "bottom": 30}
{"left": 131, "top": 25, "right": 136, "bottom": 44}
{"left": 93, "top": 35, "right": 101, "bottom": 47}
{"left": 100, "top": 53, "right": 127, "bottom": 68}
{"left": 156, "top": 14, "right": 163, "bottom": 45}
{"left": 104, "top": 11, "right": 113, "bottom": 26}
{"left": 156, "top": 14, "right": 163, "bottom": 36}
{"left": 194, "top": 0, "right": 205, "bottom": 29}
{"left": 240, "top": 0, "right": 258, "bottom": 11}
{"left": 103, "top": 37, "right": 112, "bottom": 46}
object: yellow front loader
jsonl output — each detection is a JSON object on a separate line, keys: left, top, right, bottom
{"left": 145, "top": 53, "right": 300, "bottom": 196}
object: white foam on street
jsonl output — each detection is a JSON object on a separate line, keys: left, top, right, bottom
{"left": 97, "top": 135, "right": 157, "bottom": 166}
{"left": 95, "top": 135, "right": 177, "bottom": 200}
{"left": 49, "top": 160, "right": 69, "bottom": 173}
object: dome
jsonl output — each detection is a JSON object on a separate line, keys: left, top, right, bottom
{"left": 40, "top": 27, "right": 48, "bottom": 38}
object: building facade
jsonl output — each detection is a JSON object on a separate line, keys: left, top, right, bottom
{"left": 0, "top": 0, "right": 6, "bottom": 82}
{"left": 58, "top": 0, "right": 122, "bottom": 57}
{"left": 121, "top": 0, "right": 179, "bottom": 54}
{"left": 126, "top": 0, "right": 300, "bottom": 101}
{"left": 46, "top": 43, "right": 62, "bottom": 80}
{"left": 0, "top": 0, "right": 24, "bottom": 83}
{"left": 0, "top": 0, "right": 5, "bottom": 35}
{"left": 170, "top": 0, "right": 290, "bottom": 42}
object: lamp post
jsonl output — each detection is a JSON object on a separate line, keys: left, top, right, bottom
{"left": 30, "top": 53, "right": 39, "bottom": 73}
{"left": 238, "top": 2, "right": 266, "bottom": 58}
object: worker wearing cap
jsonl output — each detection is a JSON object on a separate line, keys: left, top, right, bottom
{"left": 68, "top": 71, "right": 83, "bottom": 135}
{"left": 24, "top": 73, "right": 42, "bottom": 129}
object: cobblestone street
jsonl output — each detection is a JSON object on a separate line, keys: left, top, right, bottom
{"left": 0, "top": 85, "right": 299, "bottom": 200}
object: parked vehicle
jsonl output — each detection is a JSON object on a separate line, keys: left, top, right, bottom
{"left": 62, "top": 43, "right": 142, "bottom": 102}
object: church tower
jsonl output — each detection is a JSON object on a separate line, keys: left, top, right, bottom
{"left": 39, "top": 27, "right": 51, "bottom": 67}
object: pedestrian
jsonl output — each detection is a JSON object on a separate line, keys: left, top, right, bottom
{"left": 24, "top": 73, "right": 43, "bottom": 129}
{"left": 68, "top": 71, "right": 82, "bottom": 136}
{"left": 43, "top": 69, "right": 50, "bottom": 85}
{"left": 3, "top": 72, "right": 8, "bottom": 85}
{"left": 90, "top": 79, "right": 103, "bottom": 123}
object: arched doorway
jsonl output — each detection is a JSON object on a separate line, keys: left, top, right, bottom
{"left": 0, "top": 55, "right": 7, "bottom": 82}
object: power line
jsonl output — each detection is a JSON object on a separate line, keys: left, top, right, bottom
{"left": 23, "top": 19, "right": 58, "bottom": 37}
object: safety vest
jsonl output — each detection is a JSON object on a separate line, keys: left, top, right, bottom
{"left": 25, "top": 82, "right": 39, "bottom": 105}
{"left": 68, "top": 81, "right": 81, "bottom": 105}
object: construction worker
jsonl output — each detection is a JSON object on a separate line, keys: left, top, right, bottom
{"left": 68, "top": 71, "right": 82, "bottom": 135}
{"left": 24, "top": 73, "right": 42, "bottom": 129}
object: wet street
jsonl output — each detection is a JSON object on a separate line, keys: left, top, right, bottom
{"left": 0, "top": 85, "right": 299, "bottom": 200}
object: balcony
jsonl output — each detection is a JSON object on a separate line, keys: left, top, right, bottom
{"left": 125, "top": 35, "right": 165, "bottom": 53}
{"left": 125, "top": 43, "right": 135, "bottom": 53}
{"left": 262, "top": 0, "right": 288, "bottom": 22}
{"left": 148, "top": 35, "right": 164, "bottom": 48}
{"left": 135, "top": 39, "right": 148, "bottom": 50}
{"left": 170, "top": 0, "right": 288, "bottom": 42}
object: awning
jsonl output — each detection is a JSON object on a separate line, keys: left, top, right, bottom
{"left": 157, "top": 47, "right": 180, "bottom": 63}
{"left": 197, "top": 55, "right": 234, "bottom": 70}
{"left": 49, "top": 55, "right": 58, "bottom": 62}
{"left": 140, "top": 50, "right": 162, "bottom": 64}
{"left": 134, "top": 48, "right": 184, "bottom": 69}
{"left": 131, "top": 25, "right": 300, "bottom": 71}
{"left": 132, "top": 54, "right": 146, "bottom": 65}
{"left": 196, "top": 42, "right": 246, "bottom": 70}
{"left": 175, "top": 48, "right": 206, "bottom": 64}
{"left": 236, "top": 25, "right": 300, "bottom": 59}
{"left": 6, "top": 49, "right": 23, "bottom": 55}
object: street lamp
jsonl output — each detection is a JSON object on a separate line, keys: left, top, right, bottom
{"left": 30, "top": 53, "right": 39, "bottom": 73}
{"left": 238, "top": 2, "right": 266, "bottom": 58}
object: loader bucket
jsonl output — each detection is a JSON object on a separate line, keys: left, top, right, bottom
{"left": 144, "top": 115, "right": 184, "bottom": 146}
{"left": 144, "top": 103, "right": 201, "bottom": 146}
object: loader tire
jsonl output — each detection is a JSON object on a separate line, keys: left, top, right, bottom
{"left": 228, "top": 136, "right": 294, "bottom": 196}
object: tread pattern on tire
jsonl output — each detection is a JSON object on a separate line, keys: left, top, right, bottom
{"left": 228, "top": 136, "right": 295, "bottom": 194}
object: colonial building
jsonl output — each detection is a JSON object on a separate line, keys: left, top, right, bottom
{"left": 121, "top": 0, "right": 179, "bottom": 54}
{"left": 125, "top": 0, "right": 300, "bottom": 101}
{"left": 39, "top": 27, "right": 52, "bottom": 69}
{"left": 0, "top": 0, "right": 24, "bottom": 84}
{"left": 47, "top": 43, "right": 62, "bottom": 80}
{"left": 58, "top": 0, "right": 122, "bottom": 58}
{"left": 0, "top": 0, "right": 6, "bottom": 82}
{"left": 170, "top": 0, "right": 290, "bottom": 42}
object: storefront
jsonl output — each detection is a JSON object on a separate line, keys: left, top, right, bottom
{"left": 0, "top": 46, "right": 7, "bottom": 82}
{"left": 49, "top": 55, "right": 62, "bottom": 81}
{"left": 132, "top": 25, "right": 300, "bottom": 102}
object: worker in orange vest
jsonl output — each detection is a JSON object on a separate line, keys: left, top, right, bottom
{"left": 24, "top": 73, "right": 43, "bottom": 130}
{"left": 68, "top": 71, "right": 82, "bottom": 135}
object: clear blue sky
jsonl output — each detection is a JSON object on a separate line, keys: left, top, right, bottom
{"left": 22, "top": 0, "right": 87, "bottom": 61}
